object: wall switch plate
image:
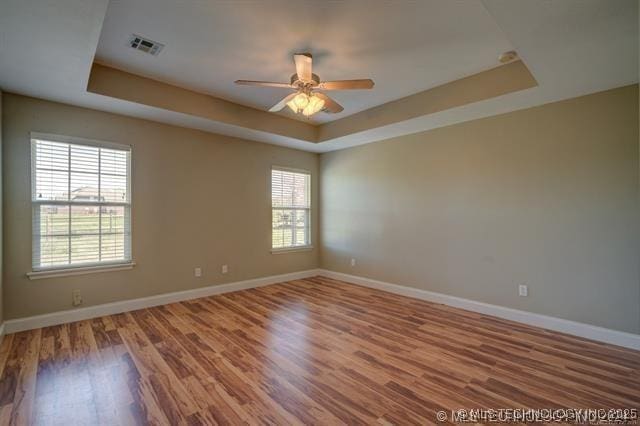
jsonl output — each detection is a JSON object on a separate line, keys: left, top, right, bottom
{"left": 518, "top": 284, "right": 528, "bottom": 297}
{"left": 350, "top": 258, "right": 356, "bottom": 267}
{"left": 194, "top": 267, "right": 202, "bottom": 277}
{"left": 72, "top": 290, "right": 83, "bottom": 306}
{"left": 221, "top": 264, "right": 228, "bottom": 274}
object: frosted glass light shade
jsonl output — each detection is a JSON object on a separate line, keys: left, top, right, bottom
{"left": 287, "top": 100, "right": 298, "bottom": 113}
{"left": 302, "top": 95, "right": 325, "bottom": 116}
{"left": 293, "top": 93, "right": 309, "bottom": 109}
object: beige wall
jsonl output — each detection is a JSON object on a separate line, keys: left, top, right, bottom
{"left": 3, "top": 93, "right": 319, "bottom": 319}
{"left": 320, "top": 85, "right": 640, "bottom": 334}
{"left": 3, "top": 86, "right": 639, "bottom": 333}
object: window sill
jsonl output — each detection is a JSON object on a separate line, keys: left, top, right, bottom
{"left": 27, "top": 262, "right": 136, "bottom": 280}
{"left": 270, "top": 246, "right": 314, "bottom": 254}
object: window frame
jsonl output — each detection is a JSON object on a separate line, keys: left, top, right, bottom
{"left": 270, "top": 166, "right": 312, "bottom": 253}
{"left": 28, "top": 132, "right": 134, "bottom": 276}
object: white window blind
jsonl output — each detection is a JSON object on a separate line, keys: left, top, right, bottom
{"left": 31, "top": 136, "right": 132, "bottom": 270}
{"left": 271, "top": 168, "right": 311, "bottom": 249}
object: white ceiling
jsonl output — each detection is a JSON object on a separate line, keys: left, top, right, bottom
{"left": 0, "top": 0, "right": 637, "bottom": 152}
{"left": 95, "top": 0, "right": 513, "bottom": 123}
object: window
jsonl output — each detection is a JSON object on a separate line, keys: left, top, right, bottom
{"left": 31, "top": 134, "right": 132, "bottom": 271}
{"left": 271, "top": 167, "right": 311, "bottom": 250}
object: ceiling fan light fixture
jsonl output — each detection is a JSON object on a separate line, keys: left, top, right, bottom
{"left": 293, "top": 93, "right": 309, "bottom": 109}
{"left": 302, "top": 94, "right": 325, "bottom": 116}
{"left": 286, "top": 99, "right": 299, "bottom": 113}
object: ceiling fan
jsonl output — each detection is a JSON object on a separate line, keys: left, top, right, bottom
{"left": 235, "top": 53, "right": 374, "bottom": 117}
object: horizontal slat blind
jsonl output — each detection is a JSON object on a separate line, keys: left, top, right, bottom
{"left": 31, "top": 137, "right": 131, "bottom": 270}
{"left": 272, "top": 168, "right": 310, "bottom": 249}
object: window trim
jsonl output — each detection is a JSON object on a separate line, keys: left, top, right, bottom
{"left": 29, "top": 132, "right": 134, "bottom": 275}
{"left": 26, "top": 261, "right": 136, "bottom": 280}
{"left": 31, "top": 132, "right": 132, "bottom": 152}
{"left": 270, "top": 246, "right": 314, "bottom": 254}
{"left": 270, "top": 166, "right": 312, "bottom": 252}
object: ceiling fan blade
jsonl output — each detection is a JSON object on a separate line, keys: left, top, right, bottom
{"left": 318, "top": 79, "right": 374, "bottom": 90}
{"left": 235, "top": 80, "right": 293, "bottom": 88}
{"left": 293, "top": 53, "right": 313, "bottom": 82}
{"left": 314, "top": 92, "right": 343, "bottom": 113}
{"left": 269, "top": 92, "right": 298, "bottom": 112}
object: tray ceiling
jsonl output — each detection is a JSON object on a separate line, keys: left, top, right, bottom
{"left": 94, "top": 0, "right": 514, "bottom": 124}
{"left": 0, "top": 0, "right": 636, "bottom": 152}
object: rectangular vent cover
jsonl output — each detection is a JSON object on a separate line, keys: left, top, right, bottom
{"left": 128, "top": 34, "right": 164, "bottom": 56}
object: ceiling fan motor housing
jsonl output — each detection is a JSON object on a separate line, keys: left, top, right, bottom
{"left": 291, "top": 73, "right": 320, "bottom": 87}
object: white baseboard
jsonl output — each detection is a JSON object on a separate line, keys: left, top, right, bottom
{"left": 318, "top": 269, "right": 640, "bottom": 351}
{"left": 5, "top": 268, "right": 638, "bottom": 351}
{"left": 4, "top": 269, "right": 321, "bottom": 334}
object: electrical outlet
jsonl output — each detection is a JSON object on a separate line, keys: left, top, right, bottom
{"left": 221, "top": 264, "right": 228, "bottom": 274}
{"left": 194, "top": 267, "right": 202, "bottom": 277}
{"left": 518, "top": 284, "right": 528, "bottom": 297}
{"left": 72, "top": 289, "right": 83, "bottom": 306}
{"left": 350, "top": 258, "right": 356, "bottom": 267}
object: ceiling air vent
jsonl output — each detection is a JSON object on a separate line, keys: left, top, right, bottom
{"left": 128, "top": 34, "right": 164, "bottom": 56}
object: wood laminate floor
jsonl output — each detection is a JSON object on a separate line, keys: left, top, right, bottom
{"left": 0, "top": 277, "right": 638, "bottom": 425}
